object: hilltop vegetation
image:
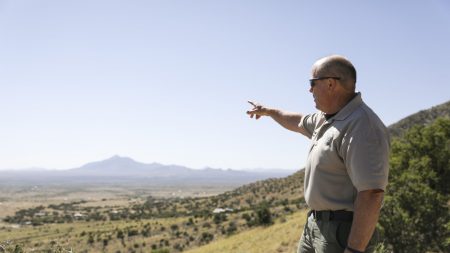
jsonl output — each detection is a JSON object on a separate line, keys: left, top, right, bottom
{"left": 388, "top": 100, "right": 450, "bottom": 138}
{"left": 379, "top": 117, "right": 450, "bottom": 253}
{"left": 379, "top": 100, "right": 450, "bottom": 252}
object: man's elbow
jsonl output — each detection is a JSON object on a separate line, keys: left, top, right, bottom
{"left": 358, "top": 189, "right": 384, "bottom": 204}
{"left": 362, "top": 189, "right": 384, "bottom": 194}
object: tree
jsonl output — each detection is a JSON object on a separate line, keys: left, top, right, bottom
{"left": 103, "top": 238, "right": 109, "bottom": 248}
{"left": 170, "top": 224, "right": 179, "bottom": 232}
{"left": 213, "top": 213, "right": 227, "bottom": 224}
{"left": 200, "top": 232, "right": 214, "bottom": 243}
{"left": 117, "top": 229, "right": 124, "bottom": 240}
{"left": 117, "top": 229, "right": 125, "bottom": 246}
{"left": 255, "top": 201, "right": 273, "bottom": 226}
{"left": 379, "top": 117, "right": 450, "bottom": 253}
{"left": 226, "top": 221, "right": 237, "bottom": 235}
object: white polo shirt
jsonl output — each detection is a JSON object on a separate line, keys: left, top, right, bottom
{"left": 300, "top": 92, "right": 390, "bottom": 211}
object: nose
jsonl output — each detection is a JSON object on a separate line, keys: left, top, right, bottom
{"left": 309, "top": 86, "right": 313, "bottom": 93}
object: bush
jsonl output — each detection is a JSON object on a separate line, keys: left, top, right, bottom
{"left": 226, "top": 221, "right": 237, "bottom": 235}
{"left": 379, "top": 118, "right": 450, "bottom": 253}
{"left": 213, "top": 213, "right": 227, "bottom": 224}
{"left": 87, "top": 234, "right": 95, "bottom": 245}
{"left": 255, "top": 201, "right": 273, "bottom": 226}
{"left": 200, "top": 232, "right": 214, "bottom": 243}
{"left": 128, "top": 228, "right": 139, "bottom": 237}
{"left": 117, "top": 229, "right": 124, "bottom": 239}
{"left": 170, "top": 224, "right": 179, "bottom": 231}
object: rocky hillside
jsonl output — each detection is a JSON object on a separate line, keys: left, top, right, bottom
{"left": 388, "top": 100, "right": 450, "bottom": 138}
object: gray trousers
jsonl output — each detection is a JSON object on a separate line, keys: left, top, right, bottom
{"left": 297, "top": 212, "right": 378, "bottom": 253}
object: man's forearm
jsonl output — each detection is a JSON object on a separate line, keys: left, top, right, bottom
{"left": 267, "top": 108, "right": 304, "bottom": 133}
{"left": 346, "top": 190, "right": 384, "bottom": 252}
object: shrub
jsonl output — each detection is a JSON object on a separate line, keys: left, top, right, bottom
{"left": 255, "top": 201, "right": 273, "bottom": 226}
{"left": 127, "top": 229, "right": 139, "bottom": 237}
{"left": 379, "top": 118, "right": 450, "bottom": 253}
{"left": 213, "top": 213, "right": 227, "bottom": 224}
{"left": 200, "top": 232, "right": 214, "bottom": 243}
{"left": 226, "top": 221, "right": 237, "bottom": 235}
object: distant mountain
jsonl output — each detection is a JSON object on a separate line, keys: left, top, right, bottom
{"left": 0, "top": 155, "right": 293, "bottom": 186}
{"left": 68, "top": 155, "right": 292, "bottom": 179}
{"left": 70, "top": 155, "right": 191, "bottom": 177}
{"left": 388, "top": 100, "right": 450, "bottom": 138}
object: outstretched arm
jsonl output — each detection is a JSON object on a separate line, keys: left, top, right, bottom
{"left": 246, "top": 101, "right": 308, "bottom": 135}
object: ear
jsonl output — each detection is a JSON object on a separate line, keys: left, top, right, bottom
{"left": 327, "top": 79, "right": 336, "bottom": 90}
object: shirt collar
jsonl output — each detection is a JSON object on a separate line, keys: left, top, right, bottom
{"left": 324, "top": 92, "right": 363, "bottom": 122}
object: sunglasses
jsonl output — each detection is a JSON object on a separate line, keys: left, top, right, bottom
{"left": 309, "top": 77, "right": 341, "bottom": 87}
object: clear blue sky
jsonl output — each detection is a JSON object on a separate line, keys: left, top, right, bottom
{"left": 1, "top": 0, "right": 449, "bottom": 170}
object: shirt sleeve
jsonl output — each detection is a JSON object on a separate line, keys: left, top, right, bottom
{"left": 299, "top": 113, "right": 320, "bottom": 139}
{"left": 340, "top": 116, "right": 390, "bottom": 192}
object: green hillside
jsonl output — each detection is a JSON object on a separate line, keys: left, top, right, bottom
{"left": 388, "top": 100, "right": 450, "bottom": 138}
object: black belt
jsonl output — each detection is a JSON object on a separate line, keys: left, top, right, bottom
{"left": 309, "top": 210, "right": 353, "bottom": 222}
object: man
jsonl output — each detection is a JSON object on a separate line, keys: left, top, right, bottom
{"left": 246, "top": 55, "right": 389, "bottom": 253}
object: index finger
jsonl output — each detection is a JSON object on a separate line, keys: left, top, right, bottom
{"left": 247, "top": 100, "right": 257, "bottom": 107}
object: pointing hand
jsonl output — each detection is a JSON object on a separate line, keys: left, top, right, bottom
{"left": 247, "top": 101, "right": 270, "bottom": 120}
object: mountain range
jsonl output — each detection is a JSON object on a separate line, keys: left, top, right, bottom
{"left": 0, "top": 155, "right": 294, "bottom": 186}
{"left": 2, "top": 99, "right": 448, "bottom": 187}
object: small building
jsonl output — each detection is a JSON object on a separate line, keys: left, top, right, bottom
{"left": 212, "top": 208, "right": 234, "bottom": 214}
{"left": 35, "top": 212, "right": 46, "bottom": 217}
{"left": 73, "top": 212, "right": 84, "bottom": 218}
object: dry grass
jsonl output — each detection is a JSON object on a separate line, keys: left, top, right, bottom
{"left": 0, "top": 216, "right": 189, "bottom": 252}
{"left": 185, "top": 209, "right": 308, "bottom": 253}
